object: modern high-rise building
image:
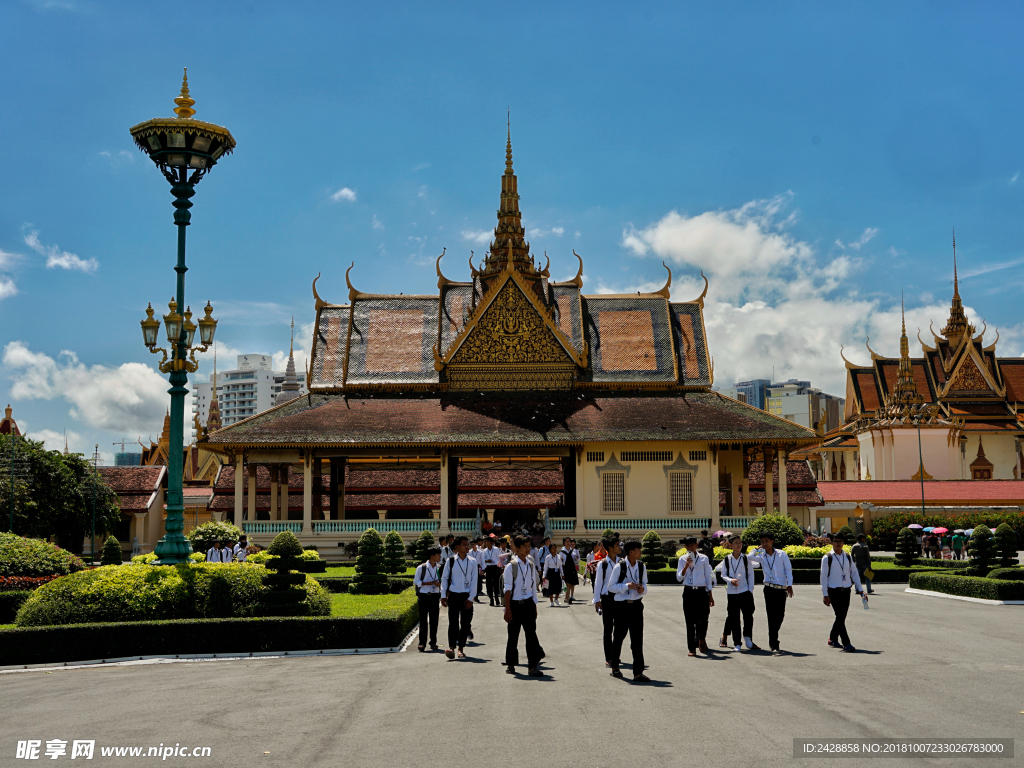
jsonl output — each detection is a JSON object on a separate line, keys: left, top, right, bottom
{"left": 192, "top": 353, "right": 307, "bottom": 432}
{"left": 766, "top": 379, "right": 843, "bottom": 432}
{"left": 721, "top": 379, "right": 771, "bottom": 410}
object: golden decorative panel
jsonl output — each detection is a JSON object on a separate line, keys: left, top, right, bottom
{"left": 450, "top": 280, "right": 573, "bottom": 366}
{"left": 366, "top": 310, "right": 424, "bottom": 373}
{"left": 597, "top": 311, "right": 657, "bottom": 371}
{"left": 948, "top": 357, "right": 988, "bottom": 391}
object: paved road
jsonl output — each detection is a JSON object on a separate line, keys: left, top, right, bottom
{"left": 1, "top": 584, "right": 1020, "bottom": 768}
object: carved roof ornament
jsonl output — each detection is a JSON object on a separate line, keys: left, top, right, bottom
{"left": 940, "top": 229, "right": 975, "bottom": 339}
{"left": 654, "top": 262, "right": 672, "bottom": 298}
{"left": 436, "top": 248, "right": 454, "bottom": 288}
{"left": 689, "top": 270, "right": 709, "bottom": 307}
{"left": 887, "top": 295, "right": 925, "bottom": 408}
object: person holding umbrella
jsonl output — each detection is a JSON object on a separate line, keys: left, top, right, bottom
{"left": 908, "top": 524, "right": 925, "bottom": 557}
{"left": 951, "top": 529, "right": 966, "bottom": 560}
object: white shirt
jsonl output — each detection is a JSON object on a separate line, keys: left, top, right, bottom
{"left": 440, "top": 545, "right": 453, "bottom": 561}
{"left": 480, "top": 546, "right": 499, "bottom": 567}
{"left": 233, "top": 542, "right": 248, "bottom": 562}
{"left": 609, "top": 559, "right": 648, "bottom": 601}
{"left": 748, "top": 548, "right": 794, "bottom": 588}
{"left": 543, "top": 552, "right": 564, "bottom": 572}
{"left": 820, "top": 550, "right": 864, "bottom": 596}
{"left": 441, "top": 554, "right": 478, "bottom": 598}
{"left": 503, "top": 556, "right": 538, "bottom": 603}
{"left": 676, "top": 551, "right": 715, "bottom": 590}
{"left": 414, "top": 561, "right": 440, "bottom": 594}
{"left": 714, "top": 553, "right": 759, "bottom": 594}
{"left": 586, "top": 552, "right": 596, "bottom": 565}
{"left": 207, "top": 547, "right": 229, "bottom": 563}
{"left": 591, "top": 555, "right": 620, "bottom": 603}
{"left": 561, "top": 547, "right": 580, "bottom": 568}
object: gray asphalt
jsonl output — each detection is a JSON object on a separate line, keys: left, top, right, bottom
{"left": 1, "top": 584, "right": 1020, "bottom": 768}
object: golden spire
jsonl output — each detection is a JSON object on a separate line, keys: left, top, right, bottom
{"left": 481, "top": 114, "right": 535, "bottom": 280}
{"left": 889, "top": 293, "right": 924, "bottom": 408}
{"left": 206, "top": 345, "right": 222, "bottom": 432}
{"left": 505, "top": 111, "right": 513, "bottom": 175}
{"left": 173, "top": 68, "right": 196, "bottom": 119}
{"left": 290, "top": 316, "right": 294, "bottom": 356}
{"left": 940, "top": 228, "right": 973, "bottom": 339}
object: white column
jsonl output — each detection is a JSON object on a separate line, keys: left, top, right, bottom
{"left": 778, "top": 448, "right": 788, "bottom": 518}
{"left": 439, "top": 451, "right": 450, "bottom": 535}
{"left": 269, "top": 465, "right": 279, "bottom": 520}
{"left": 281, "top": 465, "right": 290, "bottom": 521}
{"left": 575, "top": 451, "right": 586, "bottom": 535}
{"left": 764, "top": 449, "right": 774, "bottom": 514}
{"left": 303, "top": 454, "right": 313, "bottom": 534}
{"left": 234, "top": 454, "right": 244, "bottom": 528}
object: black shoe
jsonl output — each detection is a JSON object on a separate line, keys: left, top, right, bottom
{"left": 429, "top": 644, "right": 438, "bottom": 651}
{"left": 610, "top": 668, "right": 623, "bottom": 678}
{"left": 528, "top": 668, "right": 542, "bottom": 677}
{"left": 506, "top": 665, "right": 516, "bottom": 674}
{"left": 633, "top": 674, "right": 651, "bottom": 683}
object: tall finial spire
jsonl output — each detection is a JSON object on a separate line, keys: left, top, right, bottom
{"left": 289, "top": 316, "right": 295, "bottom": 356}
{"left": 173, "top": 67, "right": 196, "bottom": 119}
{"left": 941, "top": 227, "right": 972, "bottom": 338}
{"left": 889, "top": 290, "right": 923, "bottom": 408}
{"left": 505, "top": 111, "right": 513, "bottom": 175}
{"left": 952, "top": 227, "right": 959, "bottom": 296}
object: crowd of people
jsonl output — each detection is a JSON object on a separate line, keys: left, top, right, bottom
{"left": 204, "top": 535, "right": 250, "bottom": 563}
{"left": 413, "top": 528, "right": 869, "bottom": 680}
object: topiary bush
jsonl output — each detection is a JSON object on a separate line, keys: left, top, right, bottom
{"left": 641, "top": 531, "right": 667, "bottom": 570}
{"left": 100, "top": 535, "right": 123, "bottom": 566}
{"left": 834, "top": 525, "right": 854, "bottom": 545}
{"left": 0, "top": 533, "right": 86, "bottom": 577}
{"left": 986, "top": 567, "right": 1024, "bottom": 581}
{"left": 0, "top": 590, "right": 32, "bottom": 622}
{"left": 383, "top": 530, "right": 405, "bottom": 575}
{"left": 895, "top": 527, "right": 918, "bottom": 567}
{"left": 994, "top": 522, "right": 1018, "bottom": 567}
{"left": 186, "top": 520, "right": 242, "bottom": 553}
{"left": 351, "top": 528, "right": 387, "bottom": 595}
{"left": 267, "top": 530, "right": 303, "bottom": 558}
{"left": 968, "top": 526, "right": 994, "bottom": 572}
{"left": 14, "top": 562, "right": 329, "bottom": 626}
{"left": 414, "top": 530, "right": 435, "bottom": 564}
{"left": 741, "top": 514, "right": 804, "bottom": 548}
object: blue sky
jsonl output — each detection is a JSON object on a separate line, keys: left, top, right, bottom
{"left": 2, "top": 1, "right": 1023, "bottom": 459}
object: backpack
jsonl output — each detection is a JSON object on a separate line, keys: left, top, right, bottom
{"left": 616, "top": 560, "right": 645, "bottom": 584}
{"left": 444, "top": 556, "right": 457, "bottom": 593}
{"left": 699, "top": 538, "right": 714, "bottom": 559}
{"left": 826, "top": 553, "right": 850, "bottom": 581}
{"left": 724, "top": 553, "right": 749, "bottom": 582}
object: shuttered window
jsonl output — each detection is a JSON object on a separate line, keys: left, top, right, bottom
{"left": 669, "top": 471, "right": 693, "bottom": 513}
{"left": 602, "top": 472, "right": 625, "bottom": 514}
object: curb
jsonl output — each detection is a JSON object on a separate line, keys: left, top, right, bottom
{"left": 903, "top": 587, "right": 1024, "bottom": 606}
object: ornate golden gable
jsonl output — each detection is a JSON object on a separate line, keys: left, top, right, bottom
{"left": 437, "top": 269, "right": 584, "bottom": 391}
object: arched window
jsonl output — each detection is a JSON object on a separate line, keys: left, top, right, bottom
{"left": 830, "top": 456, "right": 838, "bottom": 481}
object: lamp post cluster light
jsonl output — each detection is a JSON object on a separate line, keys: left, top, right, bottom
{"left": 131, "top": 70, "right": 235, "bottom": 564}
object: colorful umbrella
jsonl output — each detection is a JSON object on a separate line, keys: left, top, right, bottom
{"left": 933, "top": 527, "right": 949, "bottom": 534}
{"left": 923, "top": 526, "right": 936, "bottom": 532}
{"left": 953, "top": 529, "right": 965, "bottom": 533}
{"left": 964, "top": 528, "right": 975, "bottom": 535}
{"left": 908, "top": 524, "right": 924, "bottom": 529}
{"left": 714, "top": 530, "right": 728, "bottom": 536}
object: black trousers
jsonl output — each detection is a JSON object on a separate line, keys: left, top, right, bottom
{"left": 611, "top": 600, "right": 644, "bottom": 672}
{"left": 417, "top": 592, "right": 439, "bottom": 647}
{"left": 763, "top": 586, "right": 788, "bottom": 650}
{"left": 445, "top": 592, "right": 473, "bottom": 649}
{"left": 828, "top": 587, "right": 852, "bottom": 646}
{"left": 600, "top": 594, "right": 617, "bottom": 664}
{"left": 485, "top": 565, "right": 502, "bottom": 602}
{"left": 722, "top": 591, "right": 755, "bottom": 644}
{"left": 682, "top": 587, "right": 710, "bottom": 651}
{"left": 505, "top": 599, "right": 542, "bottom": 668}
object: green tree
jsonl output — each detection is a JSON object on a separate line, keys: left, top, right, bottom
{"left": 994, "top": 522, "right": 1018, "bottom": 567}
{"left": 100, "top": 535, "right": 123, "bottom": 566}
{"left": 895, "top": 527, "right": 918, "bottom": 567}
{"left": 741, "top": 514, "right": 804, "bottom": 548}
{"left": 187, "top": 521, "right": 242, "bottom": 554}
{"left": 0, "top": 435, "right": 121, "bottom": 553}
{"left": 414, "top": 530, "right": 435, "bottom": 563}
{"left": 383, "top": 530, "right": 405, "bottom": 575}
{"left": 641, "top": 531, "right": 667, "bottom": 570}
{"left": 601, "top": 528, "right": 614, "bottom": 540}
{"left": 968, "top": 525, "right": 994, "bottom": 573}
{"left": 352, "top": 528, "right": 388, "bottom": 594}
{"left": 835, "top": 525, "right": 854, "bottom": 545}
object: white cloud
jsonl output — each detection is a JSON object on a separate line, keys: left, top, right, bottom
{"left": 529, "top": 225, "right": 565, "bottom": 239}
{"left": 0, "top": 276, "right": 16, "bottom": 301}
{"left": 0, "top": 248, "right": 23, "bottom": 271}
{"left": 461, "top": 229, "right": 492, "bottom": 246}
{"left": 330, "top": 187, "right": 357, "bottom": 202}
{"left": 31, "top": 428, "right": 84, "bottom": 454}
{"left": 23, "top": 229, "right": 98, "bottom": 272}
{"left": 372, "top": 215, "right": 384, "bottom": 231}
{"left": 836, "top": 227, "right": 879, "bottom": 251}
{"left": 3, "top": 342, "right": 170, "bottom": 434}
{"left": 417, "top": 186, "right": 428, "bottom": 199}
{"left": 617, "top": 196, "right": 967, "bottom": 395}
{"left": 1010, "top": 172, "right": 1020, "bottom": 186}
{"left": 413, "top": 163, "right": 430, "bottom": 172}
{"left": 99, "top": 150, "right": 135, "bottom": 168}
{"left": 960, "top": 257, "right": 1024, "bottom": 279}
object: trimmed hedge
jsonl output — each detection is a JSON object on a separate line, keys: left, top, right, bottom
{"left": 871, "top": 511, "right": 1024, "bottom": 548}
{"left": 0, "top": 602, "right": 419, "bottom": 666}
{"left": 740, "top": 515, "right": 804, "bottom": 547}
{"left": 909, "top": 571, "right": 1024, "bottom": 601}
{"left": 0, "top": 591, "right": 31, "bottom": 623}
{"left": 986, "top": 567, "right": 1024, "bottom": 581}
{"left": 0, "top": 533, "right": 86, "bottom": 577}
{"left": 318, "top": 576, "right": 413, "bottom": 594}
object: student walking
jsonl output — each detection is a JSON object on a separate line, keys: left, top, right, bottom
{"left": 677, "top": 535, "right": 716, "bottom": 656}
{"left": 714, "top": 534, "right": 760, "bottom": 652}
{"left": 440, "top": 536, "right": 478, "bottom": 659}
{"left": 952, "top": 531, "right": 965, "bottom": 560}
{"left": 592, "top": 537, "right": 621, "bottom": 668}
{"left": 480, "top": 537, "right": 502, "bottom": 606}
{"left": 747, "top": 532, "right": 794, "bottom": 655}
{"left": 503, "top": 534, "right": 543, "bottom": 677}
{"left": 821, "top": 536, "right": 866, "bottom": 652}
{"left": 560, "top": 538, "right": 580, "bottom": 604}
{"left": 608, "top": 539, "right": 650, "bottom": 682}
{"left": 414, "top": 547, "right": 442, "bottom": 652}
{"left": 851, "top": 534, "right": 874, "bottom": 594}
{"left": 543, "top": 543, "right": 564, "bottom": 606}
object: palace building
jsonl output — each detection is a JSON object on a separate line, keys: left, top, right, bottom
{"left": 202, "top": 129, "right": 818, "bottom": 549}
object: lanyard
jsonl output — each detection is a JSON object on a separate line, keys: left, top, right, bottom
{"left": 764, "top": 551, "right": 778, "bottom": 584}
{"left": 727, "top": 555, "right": 742, "bottom": 582}
{"left": 455, "top": 556, "right": 469, "bottom": 587}
{"left": 627, "top": 562, "right": 640, "bottom": 590}
{"left": 687, "top": 554, "right": 699, "bottom": 585}
{"left": 518, "top": 560, "right": 532, "bottom": 596}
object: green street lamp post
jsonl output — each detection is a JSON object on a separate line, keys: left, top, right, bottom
{"left": 131, "top": 70, "right": 233, "bottom": 564}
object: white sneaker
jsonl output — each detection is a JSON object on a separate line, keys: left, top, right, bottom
{"left": 744, "top": 637, "right": 753, "bottom": 649}
{"left": 734, "top": 644, "right": 742, "bottom": 652}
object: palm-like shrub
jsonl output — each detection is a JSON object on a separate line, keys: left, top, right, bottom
{"left": 414, "top": 530, "right": 435, "bottom": 564}
{"left": 895, "top": 527, "right": 918, "bottom": 567}
{"left": 969, "top": 525, "right": 994, "bottom": 572}
{"left": 834, "top": 525, "right": 854, "bottom": 545}
{"left": 187, "top": 520, "right": 242, "bottom": 553}
{"left": 100, "top": 535, "right": 122, "bottom": 565}
{"left": 741, "top": 514, "right": 804, "bottom": 548}
{"left": 641, "top": 531, "right": 666, "bottom": 570}
{"left": 994, "top": 522, "right": 1018, "bottom": 567}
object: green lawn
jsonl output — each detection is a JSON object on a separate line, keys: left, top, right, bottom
{"left": 0, "top": 624, "right": 14, "bottom": 631}
{"left": 324, "top": 566, "right": 416, "bottom": 578}
{"left": 329, "top": 589, "right": 417, "bottom": 618}
{"left": 869, "top": 561, "right": 937, "bottom": 570}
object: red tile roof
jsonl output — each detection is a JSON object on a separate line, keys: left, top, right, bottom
{"left": 817, "top": 480, "right": 1024, "bottom": 504}
{"left": 747, "top": 460, "right": 817, "bottom": 486}
{"left": 98, "top": 466, "right": 165, "bottom": 513}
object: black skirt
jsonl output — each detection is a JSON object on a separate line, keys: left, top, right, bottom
{"left": 562, "top": 557, "right": 579, "bottom": 585}
{"left": 543, "top": 568, "right": 563, "bottom": 597}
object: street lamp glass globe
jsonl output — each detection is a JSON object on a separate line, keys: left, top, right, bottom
{"left": 198, "top": 301, "right": 217, "bottom": 346}
{"left": 182, "top": 307, "right": 197, "bottom": 348}
{"left": 141, "top": 303, "right": 160, "bottom": 347}
{"left": 163, "top": 298, "right": 183, "bottom": 345}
